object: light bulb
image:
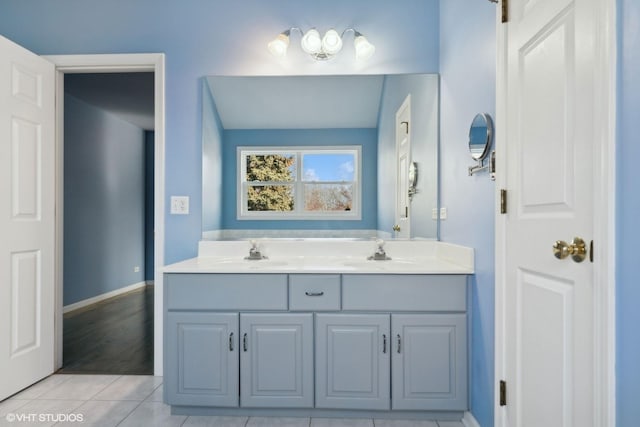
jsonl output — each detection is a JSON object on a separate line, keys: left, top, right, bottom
{"left": 301, "top": 29, "right": 322, "bottom": 54}
{"left": 322, "top": 29, "right": 343, "bottom": 55}
{"left": 354, "top": 34, "right": 375, "bottom": 60}
{"left": 268, "top": 32, "right": 290, "bottom": 57}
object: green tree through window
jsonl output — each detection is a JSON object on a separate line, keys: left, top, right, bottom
{"left": 246, "top": 154, "right": 295, "bottom": 211}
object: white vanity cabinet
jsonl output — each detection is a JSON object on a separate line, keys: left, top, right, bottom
{"left": 165, "top": 311, "right": 239, "bottom": 407}
{"left": 240, "top": 313, "right": 314, "bottom": 408}
{"left": 164, "top": 272, "right": 468, "bottom": 418}
{"left": 391, "top": 314, "right": 467, "bottom": 410}
{"left": 315, "top": 313, "right": 391, "bottom": 410}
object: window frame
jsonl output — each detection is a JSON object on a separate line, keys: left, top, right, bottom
{"left": 237, "top": 146, "right": 362, "bottom": 220}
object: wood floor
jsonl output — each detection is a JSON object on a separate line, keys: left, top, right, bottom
{"left": 60, "top": 285, "right": 154, "bottom": 375}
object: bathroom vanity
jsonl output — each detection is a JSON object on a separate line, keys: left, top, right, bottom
{"left": 163, "top": 240, "right": 473, "bottom": 421}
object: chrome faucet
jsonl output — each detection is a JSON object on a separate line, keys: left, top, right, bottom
{"left": 368, "top": 239, "right": 391, "bottom": 261}
{"left": 245, "top": 240, "right": 267, "bottom": 260}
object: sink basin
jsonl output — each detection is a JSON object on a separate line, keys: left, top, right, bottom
{"left": 341, "top": 261, "right": 389, "bottom": 270}
{"left": 196, "top": 258, "right": 289, "bottom": 270}
{"left": 244, "top": 260, "right": 289, "bottom": 270}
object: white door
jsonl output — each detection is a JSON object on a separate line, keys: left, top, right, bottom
{"left": 0, "top": 35, "right": 55, "bottom": 400}
{"left": 500, "top": 0, "right": 597, "bottom": 425}
{"left": 394, "top": 95, "right": 411, "bottom": 239}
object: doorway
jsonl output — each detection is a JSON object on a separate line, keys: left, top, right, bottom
{"left": 46, "top": 53, "right": 166, "bottom": 377}
{"left": 59, "top": 72, "right": 155, "bottom": 374}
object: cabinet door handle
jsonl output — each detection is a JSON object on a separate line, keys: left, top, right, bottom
{"left": 383, "top": 334, "right": 387, "bottom": 354}
{"left": 397, "top": 334, "right": 402, "bottom": 353}
{"left": 229, "top": 332, "right": 234, "bottom": 352}
{"left": 305, "top": 291, "right": 324, "bottom": 297}
{"left": 243, "top": 333, "right": 248, "bottom": 352}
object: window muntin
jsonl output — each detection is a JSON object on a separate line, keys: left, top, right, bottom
{"left": 238, "top": 146, "right": 361, "bottom": 220}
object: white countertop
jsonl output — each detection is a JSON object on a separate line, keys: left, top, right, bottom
{"left": 162, "top": 240, "right": 474, "bottom": 275}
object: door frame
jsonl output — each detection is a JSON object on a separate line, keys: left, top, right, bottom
{"left": 45, "top": 53, "right": 166, "bottom": 376}
{"left": 494, "top": 0, "right": 617, "bottom": 425}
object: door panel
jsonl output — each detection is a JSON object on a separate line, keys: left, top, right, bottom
{"left": 503, "top": 0, "right": 596, "bottom": 425}
{"left": 392, "top": 314, "right": 467, "bottom": 411}
{"left": 0, "top": 34, "right": 55, "bottom": 401}
{"left": 240, "top": 313, "right": 313, "bottom": 408}
{"left": 315, "top": 314, "right": 390, "bottom": 410}
{"left": 165, "top": 312, "right": 239, "bottom": 407}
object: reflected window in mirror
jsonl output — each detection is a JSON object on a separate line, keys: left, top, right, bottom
{"left": 237, "top": 146, "right": 361, "bottom": 220}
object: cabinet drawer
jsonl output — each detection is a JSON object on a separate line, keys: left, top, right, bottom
{"left": 289, "top": 274, "right": 341, "bottom": 311}
{"left": 342, "top": 274, "right": 466, "bottom": 312}
{"left": 165, "top": 274, "right": 288, "bottom": 310}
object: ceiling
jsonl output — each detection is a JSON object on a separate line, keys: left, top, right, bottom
{"left": 206, "top": 75, "right": 385, "bottom": 130}
{"left": 64, "top": 72, "right": 155, "bottom": 130}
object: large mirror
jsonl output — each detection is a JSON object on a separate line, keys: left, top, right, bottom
{"left": 202, "top": 74, "right": 439, "bottom": 240}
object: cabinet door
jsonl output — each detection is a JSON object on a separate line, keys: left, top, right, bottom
{"left": 391, "top": 314, "right": 467, "bottom": 410}
{"left": 315, "top": 314, "right": 390, "bottom": 410}
{"left": 240, "top": 313, "right": 313, "bottom": 408}
{"left": 165, "top": 312, "right": 239, "bottom": 407}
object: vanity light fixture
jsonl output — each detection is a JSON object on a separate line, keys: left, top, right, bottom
{"left": 268, "top": 27, "right": 375, "bottom": 61}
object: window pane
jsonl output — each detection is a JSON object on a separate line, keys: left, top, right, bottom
{"left": 302, "top": 153, "right": 355, "bottom": 182}
{"left": 304, "top": 184, "right": 353, "bottom": 212}
{"left": 246, "top": 154, "right": 295, "bottom": 182}
{"left": 247, "top": 185, "right": 294, "bottom": 211}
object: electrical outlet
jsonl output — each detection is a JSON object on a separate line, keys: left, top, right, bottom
{"left": 440, "top": 207, "right": 448, "bottom": 220}
{"left": 432, "top": 208, "right": 438, "bottom": 220}
{"left": 171, "top": 196, "right": 190, "bottom": 215}
{"left": 134, "top": 266, "right": 140, "bottom": 273}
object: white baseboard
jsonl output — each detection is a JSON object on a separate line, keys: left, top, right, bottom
{"left": 462, "top": 411, "right": 481, "bottom": 427}
{"left": 145, "top": 280, "right": 155, "bottom": 286}
{"left": 63, "top": 281, "right": 148, "bottom": 314}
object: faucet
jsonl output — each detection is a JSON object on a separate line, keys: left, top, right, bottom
{"left": 245, "top": 240, "right": 267, "bottom": 260}
{"left": 367, "top": 239, "right": 391, "bottom": 261}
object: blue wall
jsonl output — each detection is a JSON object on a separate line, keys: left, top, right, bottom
{"left": 0, "top": 0, "right": 441, "bottom": 264}
{"left": 616, "top": 0, "right": 640, "bottom": 424}
{"left": 377, "top": 74, "right": 439, "bottom": 239}
{"left": 439, "top": 1, "right": 496, "bottom": 426}
{"left": 64, "top": 95, "right": 146, "bottom": 305}
{"left": 221, "top": 128, "right": 378, "bottom": 230}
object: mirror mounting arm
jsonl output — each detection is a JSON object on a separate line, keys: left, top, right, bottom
{"left": 468, "top": 159, "right": 489, "bottom": 176}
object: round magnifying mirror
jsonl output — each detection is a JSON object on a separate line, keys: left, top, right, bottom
{"left": 469, "top": 113, "right": 493, "bottom": 161}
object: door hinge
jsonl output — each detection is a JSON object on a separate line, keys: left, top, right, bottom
{"left": 499, "top": 380, "right": 507, "bottom": 406}
{"left": 501, "top": 0, "right": 509, "bottom": 23}
{"left": 405, "top": 206, "right": 408, "bottom": 217}
{"left": 500, "top": 189, "right": 507, "bottom": 214}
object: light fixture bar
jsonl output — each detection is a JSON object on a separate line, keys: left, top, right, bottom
{"left": 268, "top": 27, "right": 375, "bottom": 61}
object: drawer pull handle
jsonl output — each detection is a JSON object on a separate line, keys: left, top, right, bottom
{"left": 305, "top": 291, "right": 324, "bottom": 297}
{"left": 229, "top": 332, "right": 234, "bottom": 352}
{"left": 243, "top": 333, "right": 248, "bottom": 352}
{"left": 397, "top": 334, "right": 402, "bottom": 354}
{"left": 383, "top": 334, "right": 387, "bottom": 354}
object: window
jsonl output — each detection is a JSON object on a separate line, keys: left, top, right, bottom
{"left": 237, "top": 146, "right": 361, "bottom": 220}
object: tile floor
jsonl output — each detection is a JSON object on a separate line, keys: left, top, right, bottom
{"left": 0, "top": 375, "right": 465, "bottom": 427}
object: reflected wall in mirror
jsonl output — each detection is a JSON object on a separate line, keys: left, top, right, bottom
{"left": 202, "top": 74, "right": 439, "bottom": 240}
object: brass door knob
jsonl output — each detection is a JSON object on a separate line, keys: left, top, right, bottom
{"left": 393, "top": 225, "right": 401, "bottom": 232}
{"left": 552, "top": 237, "right": 587, "bottom": 263}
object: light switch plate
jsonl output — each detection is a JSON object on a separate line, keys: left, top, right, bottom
{"left": 440, "top": 207, "right": 448, "bottom": 220}
{"left": 171, "top": 196, "right": 190, "bottom": 215}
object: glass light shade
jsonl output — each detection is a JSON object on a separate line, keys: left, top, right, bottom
{"left": 321, "top": 29, "right": 343, "bottom": 55}
{"left": 354, "top": 34, "right": 375, "bottom": 60}
{"left": 268, "top": 33, "right": 290, "bottom": 57}
{"left": 301, "top": 29, "right": 322, "bottom": 54}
